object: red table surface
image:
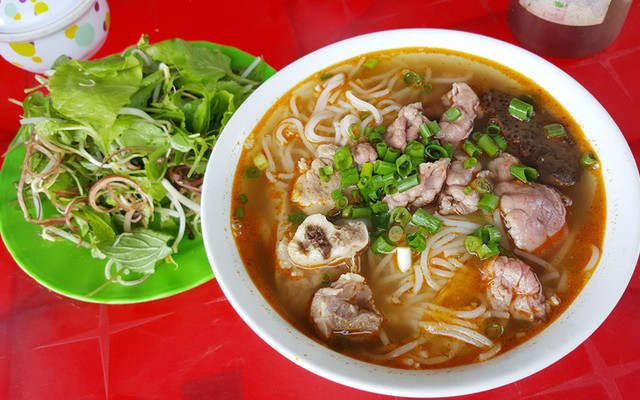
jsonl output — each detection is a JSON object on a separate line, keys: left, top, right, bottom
{"left": 1, "top": 1, "right": 639, "bottom": 399}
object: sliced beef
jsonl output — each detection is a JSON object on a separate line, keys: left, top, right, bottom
{"left": 436, "top": 82, "right": 481, "bottom": 146}
{"left": 310, "top": 272, "right": 384, "bottom": 340}
{"left": 487, "top": 153, "right": 521, "bottom": 183}
{"left": 495, "top": 180, "right": 566, "bottom": 252}
{"left": 482, "top": 256, "right": 548, "bottom": 321}
{"left": 384, "top": 102, "right": 430, "bottom": 151}
{"left": 482, "top": 90, "right": 582, "bottom": 187}
{"left": 383, "top": 158, "right": 450, "bottom": 209}
{"left": 438, "top": 153, "right": 481, "bottom": 215}
{"left": 287, "top": 214, "right": 368, "bottom": 267}
{"left": 291, "top": 144, "right": 340, "bottom": 215}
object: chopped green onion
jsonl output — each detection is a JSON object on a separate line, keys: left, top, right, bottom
{"left": 406, "top": 232, "right": 427, "bottom": 252}
{"left": 341, "top": 205, "right": 354, "bottom": 218}
{"left": 359, "top": 111, "right": 371, "bottom": 120}
{"left": 373, "top": 212, "right": 391, "bottom": 230}
{"left": 478, "top": 193, "right": 500, "bottom": 212}
{"left": 508, "top": 97, "right": 534, "bottom": 121}
{"left": 420, "top": 121, "right": 440, "bottom": 141}
{"left": 351, "top": 207, "right": 372, "bottom": 219}
{"left": 442, "top": 143, "right": 455, "bottom": 159}
{"left": 374, "top": 125, "right": 386, "bottom": 134}
{"left": 321, "top": 272, "right": 332, "bottom": 286}
{"left": 371, "top": 234, "right": 396, "bottom": 254}
{"left": 493, "top": 134, "right": 508, "bottom": 151}
{"left": 403, "top": 70, "right": 423, "bottom": 87}
{"left": 424, "top": 144, "right": 449, "bottom": 161}
{"left": 486, "top": 124, "right": 501, "bottom": 136}
{"left": 422, "top": 82, "right": 433, "bottom": 93}
{"left": 320, "top": 73, "right": 333, "bottom": 80}
{"left": 397, "top": 174, "right": 420, "bottom": 193}
{"left": 391, "top": 207, "right": 411, "bottom": 227}
{"left": 374, "top": 160, "right": 396, "bottom": 176}
{"left": 320, "top": 165, "right": 334, "bottom": 176}
{"left": 331, "top": 189, "right": 349, "bottom": 210}
{"left": 510, "top": 164, "right": 538, "bottom": 183}
{"left": 363, "top": 58, "right": 379, "bottom": 69}
{"left": 364, "top": 127, "right": 374, "bottom": 137}
{"left": 333, "top": 145, "right": 353, "bottom": 170}
{"left": 581, "top": 152, "right": 599, "bottom": 169}
{"left": 376, "top": 142, "right": 388, "bottom": 159}
{"left": 462, "top": 140, "right": 481, "bottom": 158}
{"left": 411, "top": 208, "right": 443, "bottom": 234}
{"left": 477, "top": 134, "right": 500, "bottom": 157}
{"left": 235, "top": 206, "right": 245, "bottom": 218}
{"left": 370, "top": 201, "right": 389, "bottom": 214}
{"left": 476, "top": 243, "right": 500, "bottom": 259}
{"left": 383, "top": 180, "right": 398, "bottom": 195}
{"left": 444, "top": 106, "right": 462, "bottom": 122}
{"left": 544, "top": 123, "right": 565, "bottom": 138}
{"left": 396, "top": 155, "right": 412, "bottom": 177}
{"left": 473, "top": 225, "right": 502, "bottom": 244}
{"left": 383, "top": 148, "right": 402, "bottom": 163}
{"left": 388, "top": 225, "right": 404, "bottom": 242}
{"left": 350, "top": 189, "right": 361, "bottom": 202}
{"left": 463, "top": 157, "right": 478, "bottom": 169}
{"left": 239, "top": 194, "right": 248, "bottom": 204}
{"left": 470, "top": 177, "right": 493, "bottom": 195}
{"left": 244, "top": 166, "right": 261, "bottom": 179}
{"left": 471, "top": 131, "right": 484, "bottom": 143}
{"left": 464, "top": 235, "right": 483, "bottom": 253}
{"left": 484, "top": 323, "right": 503, "bottom": 339}
{"left": 348, "top": 123, "right": 362, "bottom": 140}
{"left": 254, "top": 153, "right": 269, "bottom": 170}
{"left": 360, "top": 162, "right": 374, "bottom": 178}
{"left": 463, "top": 186, "right": 472, "bottom": 195}
{"left": 288, "top": 213, "right": 306, "bottom": 223}
{"left": 405, "top": 141, "right": 425, "bottom": 159}
{"left": 341, "top": 166, "right": 360, "bottom": 187}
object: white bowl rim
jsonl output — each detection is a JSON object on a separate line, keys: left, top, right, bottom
{"left": 201, "top": 28, "right": 640, "bottom": 397}
{"left": 0, "top": 0, "right": 95, "bottom": 42}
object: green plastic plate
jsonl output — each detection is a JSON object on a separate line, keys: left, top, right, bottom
{"left": 0, "top": 42, "right": 276, "bottom": 304}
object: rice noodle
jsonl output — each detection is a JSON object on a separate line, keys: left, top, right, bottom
{"left": 345, "top": 90, "right": 382, "bottom": 124}
{"left": 241, "top": 56, "right": 262, "bottom": 79}
{"left": 420, "top": 322, "right": 493, "bottom": 348}
{"left": 584, "top": 244, "right": 600, "bottom": 271}
{"left": 313, "top": 73, "right": 345, "bottom": 113}
{"left": 431, "top": 72, "right": 473, "bottom": 84}
{"left": 304, "top": 111, "right": 335, "bottom": 143}
{"left": 513, "top": 248, "right": 553, "bottom": 270}
{"left": 478, "top": 344, "right": 502, "bottom": 361}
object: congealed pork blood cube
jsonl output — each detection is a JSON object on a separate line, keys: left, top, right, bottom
{"left": 482, "top": 90, "right": 582, "bottom": 187}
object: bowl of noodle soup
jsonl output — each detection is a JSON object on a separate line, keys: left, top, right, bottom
{"left": 201, "top": 29, "right": 640, "bottom": 397}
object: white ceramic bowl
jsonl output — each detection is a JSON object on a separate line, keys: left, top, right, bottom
{"left": 0, "top": 0, "right": 110, "bottom": 73}
{"left": 201, "top": 29, "right": 640, "bottom": 397}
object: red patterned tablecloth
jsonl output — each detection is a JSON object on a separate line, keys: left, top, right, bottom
{"left": 1, "top": 1, "right": 639, "bottom": 399}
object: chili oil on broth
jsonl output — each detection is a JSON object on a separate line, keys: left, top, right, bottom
{"left": 230, "top": 47, "right": 606, "bottom": 369}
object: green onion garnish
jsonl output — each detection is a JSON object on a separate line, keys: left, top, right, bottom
{"left": 391, "top": 207, "right": 411, "bottom": 227}
{"left": 403, "top": 70, "right": 423, "bottom": 87}
{"left": 445, "top": 106, "right": 462, "bottom": 122}
{"left": 422, "top": 82, "right": 433, "bottom": 93}
{"left": 484, "top": 323, "right": 503, "bottom": 339}
{"left": 351, "top": 207, "right": 372, "bottom": 219}
{"left": 508, "top": 97, "right": 534, "bottom": 121}
{"left": 239, "top": 194, "right": 248, "bottom": 204}
{"left": 397, "top": 174, "right": 420, "bottom": 193}
{"left": 373, "top": 160, "right": 396, "bottom": 176}
{"left": 473, "top": 225, "right": 502, "bottom": 244}
{"left": 383, "top": 148, "right": 402, "bottom": 163}
{"left": 374, "top": 125, "right": 386, "bottom": 134}
{"left": 476, "top": 243, "right": 500, "bottom": 259}
{"left": 341, "top": 166, "right": 360, "bottom": 187}
{"left": 396, "top": 155, "right": 412, "bottom": 177}
{"left": 544, "top": 123, "right": 565, "bottom": 138}
{"left": 477, "top": 134, "right": 500, "bottom": 157}
{"left": 359, "top": 111, "right": 371, "bottom": 120}
{"left": 388, "top": 225, "right": 404, "bottom": 242}
{"left": 420, "top": 121, "right": 440, "bottom": 141}
{"left": 424, "top": 144, "right": 449, "bottom": 161}
{"left": 363, "top": 58, "right": 379, "bottom": 69}
{"left": 321, "top": 272, "right": 332, "bottom": 286}
{"left": 580, "top": 152, "right": 599, "bottom": 169}
{"left": 510, "top": 164, "right": 538, "bottom": 183}
{"left": 244, "top": 166, "right": 261, "bottom": 179}
{"left": 411, "top": 208, "right": 443, "bottom": 234}
{"left": 370, "top": 201, "right": 389, "bottom": 214}
{"left": 376, "top": 142, "right": 388, "bottom": 159}
{"left": 406, "top": 232, "right": 427, "bottom": 252}
{"left": 478, "top": 193, "right": 500, "bottom": 212}
{"left": 470, "top": 177, "right": 493, "bottom": 195}
{"left": 235, "top": 206, "right": 244, "bottom": 218}
{"left": 486, "top": 124, "right": 501, "bottom": 136}
{"left": 493, "top": 135, "right": 508, "bottom": 151}
{"left": 462, "top": 140, "right": 481, "bottom": 158}
{"left": 320, "top": 73, "right": 333, "bottom": 80}
{"left": 348, "top": 123, "right": 362, "bottom": 140}
{"left": 464, "top": 186, "right": 472, "bottom": 195}
{"left": 371, "top": 234, "right": 396, "bottom": 254}
{"left": 463, "top": 157, "right": 478, "bottom": 169}
{"left": 464, "top": 235, "right": 483, "bottom": 253}
{"left": 254, "top": 153, "right": 269, "bottom": 171}
{"left": 360, "top": 162, "right": 374, "bottom": 178}
{"left": 333, "top": 145, "right": 353, "bottom": 170}
{"left": 288, "top": 213, "right": 306, "bottom": 223}
{"left": 405, "top": 141, "right": 425, "bottom": 159}
{"left": 331, "top": 189, "right": 348, "bottom": 209}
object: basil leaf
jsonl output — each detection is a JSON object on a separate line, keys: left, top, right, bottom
{"left": 96, "top": 229, "right": 174, "bottom": 273}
